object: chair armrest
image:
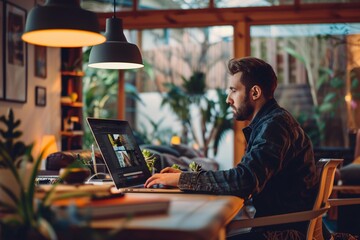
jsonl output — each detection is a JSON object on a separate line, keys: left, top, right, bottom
{"left": 227, "top": 207, "right": 329, "bottom": 230}
{"left": 328, "top": 198, "right": 360, "bottom": 206}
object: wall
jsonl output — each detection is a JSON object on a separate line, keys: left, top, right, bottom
{"left": 0, "top": 0, "right": 61, "bottom": 160}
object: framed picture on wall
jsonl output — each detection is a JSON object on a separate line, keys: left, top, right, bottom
{"left": 0, "top": 1, "right": 4, "bottom": 100}
{"left": 35, "top": 86, "right": 46, "bottom": 107}
{"left": 34, "top": 45, "right": 47, "bottom": 78}
{"left": 5, "top": 2, "right": 27, "bottom": 103}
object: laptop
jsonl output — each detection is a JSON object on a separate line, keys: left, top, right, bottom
{"left": 86, "top": 117, "right": 182, "bottom": 193}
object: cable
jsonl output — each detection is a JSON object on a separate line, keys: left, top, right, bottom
{"left": 85, "top": 172, "right": 112, "bottom": 184}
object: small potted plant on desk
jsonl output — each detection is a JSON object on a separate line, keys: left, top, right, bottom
{"left": 142, "top": 149, "right": 158, "bottom": 175}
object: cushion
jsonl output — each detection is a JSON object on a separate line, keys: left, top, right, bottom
{"left": 45, "top": 149, "right": 105, "bottom": 173}
{"left": 161, "top": 153, "right": 189, "bottom": 170}
{"left": 140, "top": 144, "right": 180, "bottom": 157}
{"left": 171, "top": 144, "right": 203, "bottom": 158}
{"left": 339, "top": 163, "right": 360, "bottom": 185}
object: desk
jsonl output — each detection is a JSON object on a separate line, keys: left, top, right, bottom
{"left": 91, "top": 193, "right": 243, "bottom": 240}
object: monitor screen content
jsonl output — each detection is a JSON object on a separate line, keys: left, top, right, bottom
{"left": 87, "top": 118, "right": 151, "bottom": 188}
{"left": 108, "top": 133, "right": 141, "bottom": 168}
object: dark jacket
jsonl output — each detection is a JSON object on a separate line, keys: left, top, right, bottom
{"left": 179, "top": 98, "right": 318, "bottom": 232}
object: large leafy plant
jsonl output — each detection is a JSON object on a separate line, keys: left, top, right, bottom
{"left": 284, "top": 44, "right": 347, "bottom": 146}
{"left": 0, "top": 142, "right": 58, "bottom": 239}
{"left": 0, "top": 108, "right": 57, "bottom": 239}
{"left": 161, "top": 71, "right": 233, "bottom": 157}
{"left": 0, "top": 109, "right": 29, "bottom": 168}
{"left": 0, "top": 109, "right": 90, "bottom": 239}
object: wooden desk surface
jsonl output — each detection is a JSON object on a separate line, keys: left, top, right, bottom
{"left": 91, "top": 193, "right": 244, "bottom": 240}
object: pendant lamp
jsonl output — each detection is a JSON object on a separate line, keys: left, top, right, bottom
{"left": 22, "top": 0, "right": 105, "bottom": 48}
{"left": 88, "top": 1, "right": 143, "bottom": 69}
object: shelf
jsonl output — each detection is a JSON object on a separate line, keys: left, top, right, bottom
{"left": 60, "top": 131, "right": 84, "bottom": 137}
{"left": 61, "top": 101, "right": 83, "bottom": 107}
{"left": 61, "top": 48, "right": 84, "bottom": 151}
{"left": 61, "top": 71, "right": 85, "bottom": 77}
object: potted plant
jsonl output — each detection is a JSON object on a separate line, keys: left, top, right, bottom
{"left": 161, "top": 71, "right": 233, "bottom": 157}
{"left": 0, "top": 109, "right": 59, "bottom": 239}
{"left": 0, "top": 108, "right": 31, "bottom": 211}
{"left": 0, "top": 109, "right": 87, "bottom": 239}
{"left": 0, "top": 109, "right": 127, "bottom": 239}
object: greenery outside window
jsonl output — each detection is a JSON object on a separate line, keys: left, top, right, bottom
{"left": 216, "top": 0, "right": 293, "bottom": 7}
{"left": 138, "top": 0, "right": 209, "bottom": 10}
{"left": 250, "top": 23, "right": 360, "bottom": 147}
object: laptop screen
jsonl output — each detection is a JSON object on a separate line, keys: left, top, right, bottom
{"left": 86, "top": 118, "right": 151, "bottom": 189}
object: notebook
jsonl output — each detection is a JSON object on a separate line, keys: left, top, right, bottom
{"left": 86, "top": 117, "right": 182, "bottom": 193}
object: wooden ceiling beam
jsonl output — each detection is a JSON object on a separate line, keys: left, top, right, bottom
{"left": 96, "top": 3, "right": 360, "bottom": 30}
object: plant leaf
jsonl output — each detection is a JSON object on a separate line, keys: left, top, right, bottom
{"left": 283, "top": 47, "right": 305, "bottom": 64}
{"left": 0, "top": 199, "right": 18, "bottom": 212}
{"left": 351, "top": 78, "right": 359, "bottom": 89}
{"left": 0, "top": 182, "right": 19, "bottom": 206}
{"left": 319, "top": 102, "right": 333, "bottom": 113}
{"left": 323, "top": 92, "right": 336, "bottom": 103}
{"left": 330, "top": 77, "right": 344, "bottom": 88}
{"left": 36, "top": 217, "right": 58, "bottom": 240}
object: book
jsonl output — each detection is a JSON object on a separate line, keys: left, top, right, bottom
{"left": 37, "top": 184, "right": 114, "bottom": 197}
{"left": 51, "top": 193, "right": 170, "bottom": 219}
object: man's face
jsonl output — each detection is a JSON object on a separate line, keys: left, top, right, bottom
{"left": 226, "top": 72, "right": 254, "bottom": 121}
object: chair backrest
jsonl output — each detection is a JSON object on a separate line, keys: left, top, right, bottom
{"left": 308, "top": 158, "right": 343, "bottom": 240}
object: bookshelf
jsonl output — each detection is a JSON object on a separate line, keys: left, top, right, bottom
{"left": 60, "top": 48, "right": 84, "bottom": 150}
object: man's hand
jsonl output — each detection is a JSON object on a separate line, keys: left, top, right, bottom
{"left": 144, "top": 168, "right": 181, "bottom": 188}
{"left": 160, "top": 167, "right": 182, "bottom": 174}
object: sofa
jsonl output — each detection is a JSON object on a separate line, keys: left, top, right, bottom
{"left": 42, "top": 144, "right": 219, "bottom": 176}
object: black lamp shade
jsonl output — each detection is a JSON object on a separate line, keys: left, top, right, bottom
{"left": 88, "top": 18, "right": 144, "bottom": 69}
{"left": 22, "top": 0, "right": 105, "bottom": 47}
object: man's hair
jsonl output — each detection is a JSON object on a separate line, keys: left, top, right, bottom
{"left": 227, "top": 57, "right": 278, "bottom": 99}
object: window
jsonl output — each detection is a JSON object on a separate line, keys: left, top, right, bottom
{"left": 251, "top": 23, "right": 360, "bottom": 147}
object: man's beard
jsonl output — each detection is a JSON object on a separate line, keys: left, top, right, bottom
{"left": 233, "top": 93, "right": 254, "bottom": 121}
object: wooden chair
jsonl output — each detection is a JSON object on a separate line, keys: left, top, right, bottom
{"left": 227, "top": 158, "right": 343, "bottom": 240}
{"left": 328, "top": 130, "right": 360, "bottom": 236}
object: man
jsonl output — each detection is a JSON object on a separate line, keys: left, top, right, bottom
{"left": 145, "top": 57, "right": 318, "bottom": 239}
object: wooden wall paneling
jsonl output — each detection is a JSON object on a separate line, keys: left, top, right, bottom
{"left": 97, "top": 3, "right": 360, "bottom": 31}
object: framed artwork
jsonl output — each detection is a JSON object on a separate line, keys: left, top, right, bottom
{"left": 0, "top": 1, "right": 4, "bottom": 100}
{"left": 4, "top": 2, "right": 27, "bottom": 103}
{"left": 34, "top": 45, "right": 47, "bottom": 78}
{"left": 35, "top": 86, "right": 46, "bottom": 107}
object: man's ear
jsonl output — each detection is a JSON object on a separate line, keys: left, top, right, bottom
{"left": 251, "top": 85, "right": 262, "bottom": 100}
